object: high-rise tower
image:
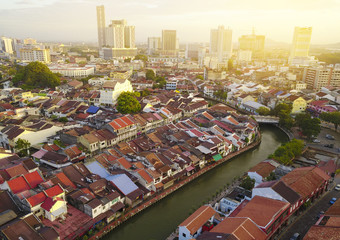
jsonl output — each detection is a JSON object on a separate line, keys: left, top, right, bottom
{"left": 96, "top": 5, "right": 106, "bottom": 49}
{"left": 290, "top": 27, "right": 312, "bottom": 61}
{"left": 210, "top": 26, "right": 232, "bottom": 61}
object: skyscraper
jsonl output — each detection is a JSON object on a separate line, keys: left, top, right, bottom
{"left": 238, "top": 31, "right": 265, "bottom": 60}
{"left": 105, "top": 20, "right": 135, "bottom": 49}
{"left": 210, "top": 26, "right": 232, "bottom": 61}
{"left": 290, "top": 27, "right": 312, "bottom": 61}
{"left": 96, "top": 5, "right": 106, "bottom": 49}
{"left": 162, "top": 30, "right": 176, "bottom": 50}
{"left": 148, "top": 37, "right": 161, "bottom": 55}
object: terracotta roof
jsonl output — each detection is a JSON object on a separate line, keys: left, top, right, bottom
{"left": 44, "top": 184, "right": 64, "bottom": 197}
{"left": 281, "top": 167, "right": 330, "bottom": 199}
{"left": 117, "top": 157, "right": 132, "bottom": 169}
{"left": 26, "top": 192, "right": 47, "bottom": 207}
{"left": 56, "top": 172, "right": 76, "bottom": 189}
{"left": 24, "top": 171, "right": 44, "bottom": 188}
{"left": 211, "top": 217, "right": 267, "bottom": 240}
{"left": 248, "top": 162, "right": 276, "bottom": 178}
{"left": 41, "top": 197, "right": 59, "bottom": 211}
{"left": 232, "top": 195, "right": 290, "bottom": 228}
{"left": 7, "top": 176, "right": 31, "bottom": 194}
{"left": 5, "top": 164, "right": 28, "bottom": 179}
{"left": 326, "top": 199, "right": 340, "bottom": 216}
{"left": 179, "top": 205, "right": 216, "bottom": 235}
{"left": 304, "top": 225, "right": 340, "bottom": 240}
{"left": 137, "top": 169, "right": 153, "bottom": 184}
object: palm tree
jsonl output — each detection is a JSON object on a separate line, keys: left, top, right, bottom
{"left": 15, "top": 138, "right": 31, "bottom": 156}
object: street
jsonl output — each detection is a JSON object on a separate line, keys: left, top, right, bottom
{"left": 278, "top": 180, "right": 340, "bottom": 240}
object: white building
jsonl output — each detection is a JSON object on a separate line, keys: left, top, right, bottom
{"left": 0, "top": 37, "right": 13, "bottom": 54}
{"left": 99, "top": 79, "right": 133, "bottom": 105}
{"left": 49, "top": 64, "right": 95, "bottom": 77}
{"left": 210, "top": 26, "right": 232, "bottom": 61}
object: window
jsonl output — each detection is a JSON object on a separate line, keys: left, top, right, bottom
{"left": 182, "top": 233, "right": 186, "bottom": 237}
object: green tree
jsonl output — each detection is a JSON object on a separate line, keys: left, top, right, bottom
{"left": 0, "top": 72, "right": 2, "bottom": 80}
{"left": 196, "top": 75, "right": 204, "bottom": 80}
{"left": 152, "top": 76, "right": 166, "bottom": 89}
{"left": 272, "top": 103, "right": 292, "bottom": 116}
{"left": 256, "top": 106, "right": 270, "bottom": 116}
{"left": 134, "top": 54, "right": 148, "bottom": 63}
{"left": 15, "top": 138, "right": 31, "bottom": 157}
{"left": 278, "top": 111, "right": 294, "bottom": 129}
{"left": 146, "top": 69, "right": 155, "bottom": 80}
{"left": 266, "top": 172, "right": 277, "bottom": 181}
{"left": 320, "top": 112, "right": 340, "bottom": 130}
{"left": 228, "top": 59, "right": 234, "bottom": 71}
{"left": 124, "top": 58, "right": 131, "bottom": 63}
{"left": 295, "top": 113, "right": 321, "bottom": 139}
{"left": 240, "top": 176, "right": 255, "bottom": 190}
{"left": 117, "top": 92, "right": 141, "bottom": 114}
{"left": 12, "top": 62, "right": 60, "bottom": 89}
{"left": 213, "top": 89, "right": 228, "bottom": 100}
{"left": 58, "top": 117, "right": 68, "bottom": 122}
{"left": 140, "top": 89, "right": 150, "bottom": 97}
{"left": 269, "top": 139, "right": 304, "bottom": 165}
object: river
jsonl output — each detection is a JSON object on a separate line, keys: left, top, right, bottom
{"left": 103, "top": 125, "right": 288, "bottom": 240}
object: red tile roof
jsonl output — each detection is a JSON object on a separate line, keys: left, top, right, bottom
{"left": 179, "top": 205, "right": 216, "bottom": 235}
{"left": 26, "top": 192, "right": 47, "bottom": 207}
{"left": 45, "top": 184, "right": 64, "bottom": 197}
{"left": 211, "top": 217, "right": 267, "bottom": 240}
{"left": 304, "top": 225, "right": 340, "bottom": 240}
{"left": 137, "top": 169, "right": 153, "bottom": 184}
{"left": 117, "top": 157, "right": 132, "bottom": 169}
{"left": 41, "top": 197, "right": 58, "bottom": 211}
{"left": 24, "top": 171, "right": 44, "bottom": 188}
{"left": 232, "top": 196, "right": 290, "bottom": 228}
{"left": 7, "top": 176, "right": 31, "bottom": 194}
{"left": 248, "top": 162, "right": 276, "bottom": 178}
{"left": 281, "top": 167, "right": 330, "bottom": 199}
{"left": 5, "top": 164, "right": 28, "bottom": 178}
{"left": 56, "top": 172, "right": 76, "bottom": 189}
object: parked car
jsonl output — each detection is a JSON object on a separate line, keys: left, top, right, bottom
{"left": 317, "top": 211, "right": 325, "bottom": 219}
{"left": 330, "top": 197, "right": 337, "bottom": 204}
{"left": 335, "top": 184, "right": 340, "bottom": 191}
{"left": 326, "top": 134, "right": 335, "bottom": 140}
{"left": 312, "top": 139, "right": 320, "bottom": 143}
{"left": 290, "top": 233, "right": 301, "bottom": 240}
{"left": 324, "top": 144, "right": 334, "bottom": 148}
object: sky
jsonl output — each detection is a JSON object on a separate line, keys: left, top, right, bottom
{"left": 1, "top": 0, "right": 340, "bottom": 45}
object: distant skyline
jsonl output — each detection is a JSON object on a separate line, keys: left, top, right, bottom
{"left": 1, "top": 0, "right": 340, "bottom": 45}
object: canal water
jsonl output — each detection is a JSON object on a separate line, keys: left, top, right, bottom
{"left": 103, "top": 125, "right": 288, "bottom": 240}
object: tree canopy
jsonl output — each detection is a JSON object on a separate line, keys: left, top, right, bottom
{"left": 320, "top": 111, "right": 340, "bottom": 130}
{"left": 295, "top": 113, "right": 321, "bottom": 139}
{"left": 240, "top": 176, "right": 255, "bottom": 190}
{"left": 196, "top": 75, "right": 204, "bottom": 80}
{"left": 152, "top": 76, "right": 167, "bottom": 89}
{"left": 213, "top": 89, "right": 228, "bottom": 100}
{"left": 134, "top": 54, "right": 148, "bottom": 63}
{"left": 15, "top": 138, "right": 31, "bottom": 157}
{"left": 12, "top": 62, "right": 60, "bottom": 89}
{"left": 269, "top": 139, "right": 304, "bottom": 165}
{"left": 116, "top": 91, "right": 141, "bottom": 114}
{"left": 256, "top": 106, "right": 271, "bottom": 116}
{"left": 146, "top": 69, "right": 155, "bottom": 80}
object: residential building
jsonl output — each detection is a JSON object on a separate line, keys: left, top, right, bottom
{"left": 303, "top": 66, "right": 340, "bottom": 90}
{"left": 99, "top": 79, "right": 133, "bottom": 105}
{"left": 178, "top": 205, "right": 216, "bottom": 240}
{"left": 49, "top": 64, "right": 95, "bottom": 77}
{"left": 20, "top": 48, "right": 51, "bottom": 63}
{"left": 210, "top": 26, "right": 232, "bottom": 61}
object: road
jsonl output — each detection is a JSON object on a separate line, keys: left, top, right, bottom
{"left": 278, "top": 180, "right": 340, "bottom": 240}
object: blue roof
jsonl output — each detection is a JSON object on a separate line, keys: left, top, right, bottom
{"left": 86, "top": 161, "right": 138, "bottom": 195}
{"left": 107, "top": 174, "right": 138, "bottom": 196}
{"left": 87, "top": 106, "right": 100, "bottom": 114}
{"left": 86, "top": 161, "right": 110, "bottom": 178}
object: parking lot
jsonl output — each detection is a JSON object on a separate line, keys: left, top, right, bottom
{"left": 307, "top": 127, "right": 340, "bottom": 154}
